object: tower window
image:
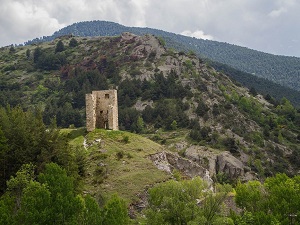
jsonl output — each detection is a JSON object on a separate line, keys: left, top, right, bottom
{"left": 105, "top": 94, "right": 109, "bottom": 99}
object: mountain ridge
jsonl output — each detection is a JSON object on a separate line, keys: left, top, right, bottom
{"left": 24, "top": 20, "right": 300, "bottom": 94}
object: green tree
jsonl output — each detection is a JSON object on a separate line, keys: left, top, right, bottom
{"left": 33, "top": 47, "right": 42, "bottom": 63}
{"left": 145, "top": 177, "right": 207, "bottom": 225}
{"left": 136, "top": 116, "right": 145, "bottom": 133}
{"left": 83, "top": 195, "right": 103, "bottom": 225}
{"left": 0, "top": 127, "right": 8, "bottom": 192}
{"left": 234, "top": 174, "right": 300, "bottom": 225}
{"left": 36, "top": 52, "right": 67, "bottom": 70}
{"left": 157, "top": 37, "right": 166, "bottom": 47}
{"left": 0, "top": 194, "right": 14, "bottom": 225}
{"left": 102, "top": 194, "right": 129, "bottom": 225}
{"left": 16, "top": 181, "right": 51, "bottom": 225}
{"left": 0, "top": 162, "right": 107, "bottom": 225}
{"left": 235, "top": 180, "right": 265, "bottom": 213}
{"left": 38, "top": 163, "right": 84, "bottom": 224}
{"left": 6, "top": 163, "right": 35, "bottom": 211}
{"left": 196, "top": 99, "right": 209, "bottom": 117}
{"left": 170, "top": 120, "right": 177, "bottom": 130}
{"left": 0, "top": 164, "right": 35, "bottom": 224}
{"left": 146, "top": 178, "right": 232, "bottom": 224}
{"left": 264, "top": 173, "right": 300, "bottom": 224}
{"left": 25, "top": 49, "right": 31, "bottom": 59}
{"left": 55, "top": 40, "right": 65, "bottom": 53}
{"left": 249, "top": 87, "right": 258, "bottom": 96}
{"left": 201, "top": 184, "right": 232, "bottom": 224}
{"left": 0, "top": 106, "right": 74, "bottom": 192}
{"left": 9, "top": 45, "right": 15, "bottom": 54}
{"left": 69, "top": 38, "right": 78, "bottom": 47}
{"left": 276, "top": 97, "right": 296, "bottom": 121}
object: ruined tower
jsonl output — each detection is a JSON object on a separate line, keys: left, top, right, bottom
{"left": 86, "top": 90, "right": 118, "bottom": 131}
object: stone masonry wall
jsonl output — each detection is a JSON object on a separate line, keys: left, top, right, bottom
{"left": 86, "top": 90, "right": 118, "bottom": 131}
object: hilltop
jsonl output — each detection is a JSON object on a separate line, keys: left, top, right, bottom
{"left": 23, "top": 20, "right": 300, "bottom": 105}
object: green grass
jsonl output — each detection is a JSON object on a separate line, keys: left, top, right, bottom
{"left": 68, "top": 128, "right": 171, "bottom": 204}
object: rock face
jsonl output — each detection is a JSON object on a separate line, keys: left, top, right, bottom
{"left": 149, "top": 151, "right": 207, "bottom": 178}
{"left": 184, "top": 146, "right": 217, "bottom": 175}
{"left": 150, "top": 147, "right": 255, "bottom": 182}
{"left": 121, "top": 32, "right": 166, "bottom": 59}
{"left": 216, "top": 152, "right": 245, "bottom": 180}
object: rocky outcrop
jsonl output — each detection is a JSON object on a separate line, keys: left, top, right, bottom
{"left": 149, "top": 151, "right": 207, "bottom": 178}
{"left": 185, "top": 145, "right": 217, "bottom": 175}
{"left": 121, "top": 32, "right": 166, "bottom": 59}
{"left": 153, "top": 146, "right": 256, "bottom": 182}
{"left": 216, "top": 152, "right": 245, "bottom": 180}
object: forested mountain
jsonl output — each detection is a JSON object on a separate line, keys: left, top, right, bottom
{"left": 25, "top": 20, "right": 300, "bottom": 95}
{"left": 1, "top": 32, "right": 300, "bottom": 224}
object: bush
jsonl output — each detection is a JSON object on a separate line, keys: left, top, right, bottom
{"left": 122, "top": 136, "right": 129, "bottom": 143}
{"left": 116, "top": 150, "right": 124, "bottom": 160}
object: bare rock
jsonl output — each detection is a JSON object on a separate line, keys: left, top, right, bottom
{"left": 149, "top": 151, "right": 172, "bottom": 173}
{"left": 216, "top": 152, "right": 245, "bottom": 180}
{"left": 165, "top": 152, "right": 206, "bottom": 178}
{"left": 149, "top": 151, "right": 206, "bottom": 178}
{"left": 185, "top": 145, "right": 217, "bottom": 176}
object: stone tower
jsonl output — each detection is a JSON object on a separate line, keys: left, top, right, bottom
{"left": 86, "top": 90, "right": 118, "bottom": 131}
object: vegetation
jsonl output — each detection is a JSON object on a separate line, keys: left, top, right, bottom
{"left": 0, "top": 163, "right": 129, "bottom": 225}
{"left": 2, "top": 33, "right": 300, "bottom": 179}
{"left": 1, "top": 29, "right": 300, "bottom": 224}
{"left": 144, "top": 177, "right": 232, "bottom": 225}
{"left": 24, "top": 20, "right": 300, "bottom": 95}
{"left": 233, "top": 173, "right": 300, "bottom": 225}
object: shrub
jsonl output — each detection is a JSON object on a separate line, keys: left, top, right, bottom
{"left": 116, "top": 150, "right": 124, "bottom": 160}
{"left": 122, "top": 136, "right": 129, "bottom": 143}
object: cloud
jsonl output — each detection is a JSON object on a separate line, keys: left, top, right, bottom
{"left": 268, "top": 0, "right": 296, "bottom": 18}
{"left": 0, "top": 0, "right": 300, "bottom": 56}
{"left": 0, "top": 0, "right": 63, "bottom": 46}
{"left": 180, "top": 30, "right": 213, "bottom": 40}
{"left": 268, "top": 8, "right": 287, "bottom": 18}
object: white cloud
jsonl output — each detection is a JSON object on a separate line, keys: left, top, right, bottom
{"left": 268, "top": 8, "right": 286, "bottom": 18}
{"left": 0, "top": 0, "right": 63, "bottom": 46}
{"left": 0, "top": 0, "right": 300, "bottom": 56}
{"left": 180, "top": 30, "right": 213, "bottom": 40}
{"left": 268, "top": 0, "right": 296, "bottom": 18}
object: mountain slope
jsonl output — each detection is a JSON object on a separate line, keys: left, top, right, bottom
{"left": 25, "top": 20, "right": 300, "bottom": 95}
{"left": 2, "top": 32, "right": 300, "bottom": 182}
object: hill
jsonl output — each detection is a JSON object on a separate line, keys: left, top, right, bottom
{"left": 1, "top": 32, "right": 300, "bottom": 182}
{"left": 24, "top": 20, "right": 300, "bottom": 98}
{"left": 67, "top": 129, "right": 170, "bottom": 207}
{"left": 1, "top": 31, "right": 300, "bottom": 224}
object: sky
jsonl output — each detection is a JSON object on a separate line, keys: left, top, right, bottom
{"left": 1, "top": 0, "right": 300, "bottom": 57}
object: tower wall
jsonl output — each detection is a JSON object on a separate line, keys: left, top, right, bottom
{"left": 86, "top": 90, "right": 118, "bottom": 131}
{"left": 86, "top": 94, "right": 96, "bottom": 132}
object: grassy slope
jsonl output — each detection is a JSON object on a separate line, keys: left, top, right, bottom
{"left": 68, "top": 128, "right": 170, "bottom": 203}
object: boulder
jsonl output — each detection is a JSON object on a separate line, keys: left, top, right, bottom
{"left": 216, "top": 152, "right": 245, "bottom": 180}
